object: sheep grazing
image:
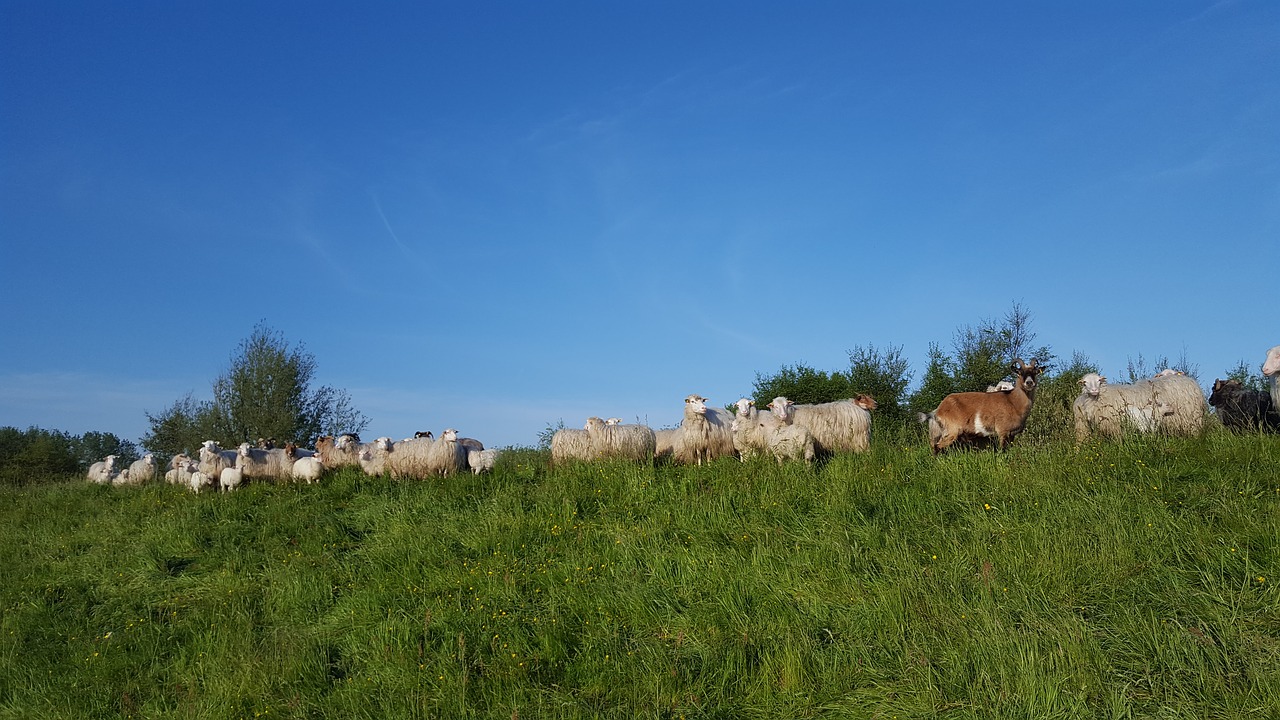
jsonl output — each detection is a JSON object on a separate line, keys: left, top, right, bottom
{"left": 584, "top": 417, "right": 657, "bottom": 463}
{"left": 786, "top": 395, "right": 878, "bottom": 455}
{"left": 1149, "top": 372, "right": 1208, "bottom": 436}
{"left": 468, "top": 448, "right": 500, "bottom": 474}
{"left": 1209, "top": 379, "right": 1280, "bottom": 433}
{"left": 86, "top": 455, "right": 118, "bottom": 484}
{"left": 1263, "top": 345, "right": 1280, "bottom": 412}
{"left": 920, "top": 359, "right": 1043, "bottom": 454}
{"left": 290, "top": 456, "right": 325, "bottom": 484}
{"left": 730, "top": 398, "right": 772, "bottom": 460}
{"left": 125, "top": 454, "right": 157, "bottom": 484}
{"left": 673, "top": 394, "right": 737, "bottom": 466}
{"left": 762, "top": 397, "right": 817, "bottom": 465}
{"left": 1072, "top": 373, "right": 1172, "bottom": 442}
{"left": 551, "top": 427, "right": 593, "bottom": 465}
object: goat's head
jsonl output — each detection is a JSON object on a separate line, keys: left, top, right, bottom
{"left": 1012, "top": 359, "right": 1043, "bottom": 393}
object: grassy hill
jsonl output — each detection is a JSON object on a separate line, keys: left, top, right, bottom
{"left": 2, "top": 434, "right": 1278, "bottom": 718}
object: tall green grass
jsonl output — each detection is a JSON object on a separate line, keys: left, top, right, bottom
{"left": 2, "top": 435, "right": 1277, "bottom": 718}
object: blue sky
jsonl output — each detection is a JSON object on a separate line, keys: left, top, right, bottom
{"left": 2, "top": 1, "right": 1277, "bottom": 448}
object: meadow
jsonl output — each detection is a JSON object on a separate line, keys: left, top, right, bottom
{"left": 2, "top": 432, "right": 1277, "bottom": 719}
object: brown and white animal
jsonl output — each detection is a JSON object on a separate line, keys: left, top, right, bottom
{"left": 919, "top": 359, "right": 1043, "bottom": 453}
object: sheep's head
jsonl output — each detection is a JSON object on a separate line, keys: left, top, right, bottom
{"left": 1079, "top": 373, "right": 1107, "bottom": 397}
{"left": 734, "top": 398, "right": 755, "bottom": 416}
{"left": 375, "top": 437, "right": 393, "bottom": 451}
{"left": 284, "top": 442, "right": 299, "bottom": 458}
{"left": 201, "top": 440, "right": 219, "bottom": 452}
{"left": 1263, "top": 345, "right": 1280, "bottom": 377}
{"left": 142, "top": 453, "right": 155, "bottom": 466}
{"left": 767, "top": 397, "right": 794, "bottom": 420}
{"left": 335, "top": 434, "right": 359, "bottom": 451}
{"left": 238, "top": 443, "right": 253, "bottom": 457}
{"left": 104, "top": 454, "right": 118, "bottom": 468}
{"left": 584, "top": 417, "right": 605, "bottom": 432}
{"left": 854, "top": 394, "right": 878, "bottom": 410}
{"left": 605, "top": 417, "right": 622, "bottom": 426}
{"left": 684, "top": 394, "right": 708, "bottom": 416}
{"left": 1153, "top": 369, "right": 1183, "bottom": 378}
{"left": 441, "top": 428, "right": 459, "bottom": 443}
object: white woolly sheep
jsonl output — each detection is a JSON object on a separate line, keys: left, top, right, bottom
{"left": 730, "top": 398, "right": 772, "bottom": 461}
{"left": 111, "top": 468, "right": 132, "bottom": 486}
{"left": 165, "top": 454, "right": 194, "bottom": 484}
{"left": 653, "top": 429, "right": 679, "bottom": 463}
{"left": 236, "top": 443, "right": 294, "bottom": 481}
{"left": 1263, "top": 345, "right": 1280, "bottom": 412}
{"left": 425, "top": 428, "right": 468, "bottom": 477}
{"left": 468, "top": 448, "right": 500, "bottom": 474}
{"left": 787, "top": 395, "right": 878, "bottom": 455}
{"left": 919, "top": 360, "right": 1042, "bottom": 453}
{"left": 762, "top": 398, "right": 817, "bottom": 465}
{"left": 1149, "top": 372, "right": 1208, "bottom": 436}
{"left": 986, "top": 381, "right": 1015, "bottom": 392}
{"left": 673, "top": 394, "right": 737, "bottom": 466}
{"left": 313, "top": 434, "right": 365, "bottom": 469}
{"left": 199, "top": 441, "right": 238, "bottom": 480}
{"left": 218, "top": 453, "right": 245, "bottom": 491}
{"left": 356, "top": 437, "right": 395, "bottom": 476}
{"left": 189, "top": 470, "right": 215, "bottom": 494}
{"left": 551, "top": 428, "right": 593, "bottom": 465}
{"left": 87, "top": 455, "right": 118, "bottom": 484}
{"left": 1072, "top": 373, "right": 1172, "bottom": 442}
{"left": 290, "top": 456, "right": 325, "bottom": 484}
{"left": 584, "top": 417, "right": 657, "bottom": 463}
{"left": 384, "top": 436, "right": 436, "bottom": 479}
{"left": 125, "top": 454, "right": 156, "bottom": 484}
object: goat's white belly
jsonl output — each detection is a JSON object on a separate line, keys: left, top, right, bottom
{"left": 973, "top": 413, "right": 990, "bottom": 436}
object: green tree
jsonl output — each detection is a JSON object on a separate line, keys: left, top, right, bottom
{"left": 846, "top": 343, "right": 913, "bottom": 429}
{"left": 908, "top": 343, "right": 959, "bottom": 416}
{"left": 0, "top": 426, "right": 78, "bottom": 486}
{"left": 752, "top": 363, "right": 853, "bottom": 407}
{"left": 142, "top": 323, "right": 369, "bottom": 454}
{"left": 1224, "top": 359, "right": 1267, "bottom": 392}
{"left": 71, "top": 431, "right": 139, "bottom": 468}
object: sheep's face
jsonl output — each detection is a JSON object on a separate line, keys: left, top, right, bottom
{"left": 767, "top": 397, "right": 794, "bottom": 420}
{"left": 855, "top": 394, "right": 879, "bottom": 410}
{"left": 605, "top": 418, "right": 622, "bottom": 426}
{"left": 1079, "top": 373, "right": 1106, "bottom": 397}
{"left": 584, "top": 417, "right": 605, "bottom": 432}
{"left": 375, "top": 437, "right": 393, "bottom": 451}
{"left": 104, "top": 455, "right": 118, "bottom": 468}
{"left": 201, "top": 440, "right": 218, "bottom": 452}
{"left": 685, "top": 395, "right": 708, "bottom": 416}
{"left": 442, "top": 428, "right": 459, "bottom": 442}
{"left": 734, "top": 398, "right": 754, "bottom": 416}
{"left": 1263, "top": 345, "right": 1280, "bottom": 377}
{"left": 238, "top": 443, "right": 253, "bottom": 457}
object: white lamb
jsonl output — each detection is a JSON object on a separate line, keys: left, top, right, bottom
{"left": 86, "top": 455, "right": 118, "bottom": 484}
{"left": 673, "top": 394, "right": 736, "bottom": 466}
{"left": 584, "top": 417, "right": 657, "bottom": 463}
{"left": 468, "top": 448, "right": 500, "bottom": 475}
{"left": 189, "top": 470, "right": 215, "bottom": 494}
{"left": 786, "top": 395, "right": 877, "bottom": 455}
{"left": 290, "top": 456, "right": 325, "bottom": 484}
{"left": 1263, "top": 345, "right": 1280, "bottom": 412}
{"left": 219, "top": 455, "right": 246, "bottom": 492}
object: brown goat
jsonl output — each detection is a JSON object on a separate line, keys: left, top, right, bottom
{"left": 919, "top": 359, "right": 1044, "bottom": 454}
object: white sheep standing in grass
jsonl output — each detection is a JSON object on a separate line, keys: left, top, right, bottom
{"left": 762, "top": 397, "right": 817, "bottom": 465}
{"left": 730, "top": 398, "right": 772, "bottom": 461}
{"left": 786, "top": 395, "right": 877, "bottom": 455}
{"left": 1263, "top": 345, "right": 1280, "bottom": 412}
{"left": 236, "top": 442, "right": 294, "bottom": 482}
{"left": 425, "top": 428, "right": 469, "bottom": 477}
{"left": 219, "top": 457, "right": 246, "bottom": 492}
{"left": 384, "top": 436, "right": 437, "bottom": 479}
{"left": 551, "top": 427, "right": 593, "bottom": 465}
{"left": 1149, "top": 372, "right": 1208, "bottom": 436}
{"left": 189, "top": 470, "right": 215, "bottom": 494}
{"left": 199, "top": 441, "right": 238, "bottom": 480}
{"left": 468, "top": 448, "right": 500, "bottom": 474}
{"left": 356, "top": 437, "right": 395, "bottom": 476}
{"left": 87, "top": 455, "right": 117, "bottom": 484}
{"left": 673, "top": 394, "right": 737, "bottom": 466}
{"left": 1072, "top": 373, "right": 1174, "bottom": 441}
{"left": 290, "top": 456, "right": 325, "bottom": 484}
{"left": 124, "top": 453, "right": 156, "bottom": 484}
{"left": 584, "top": 417, "right": 657, "bottom": 463}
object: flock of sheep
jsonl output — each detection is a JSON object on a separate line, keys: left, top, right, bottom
{"left": 84, "top": 346, "right": 1280, "bottom": 489}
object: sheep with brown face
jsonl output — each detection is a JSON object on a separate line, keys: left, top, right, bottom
{"left": 919, "top": 359, "right": 1043, "bottom": 454}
